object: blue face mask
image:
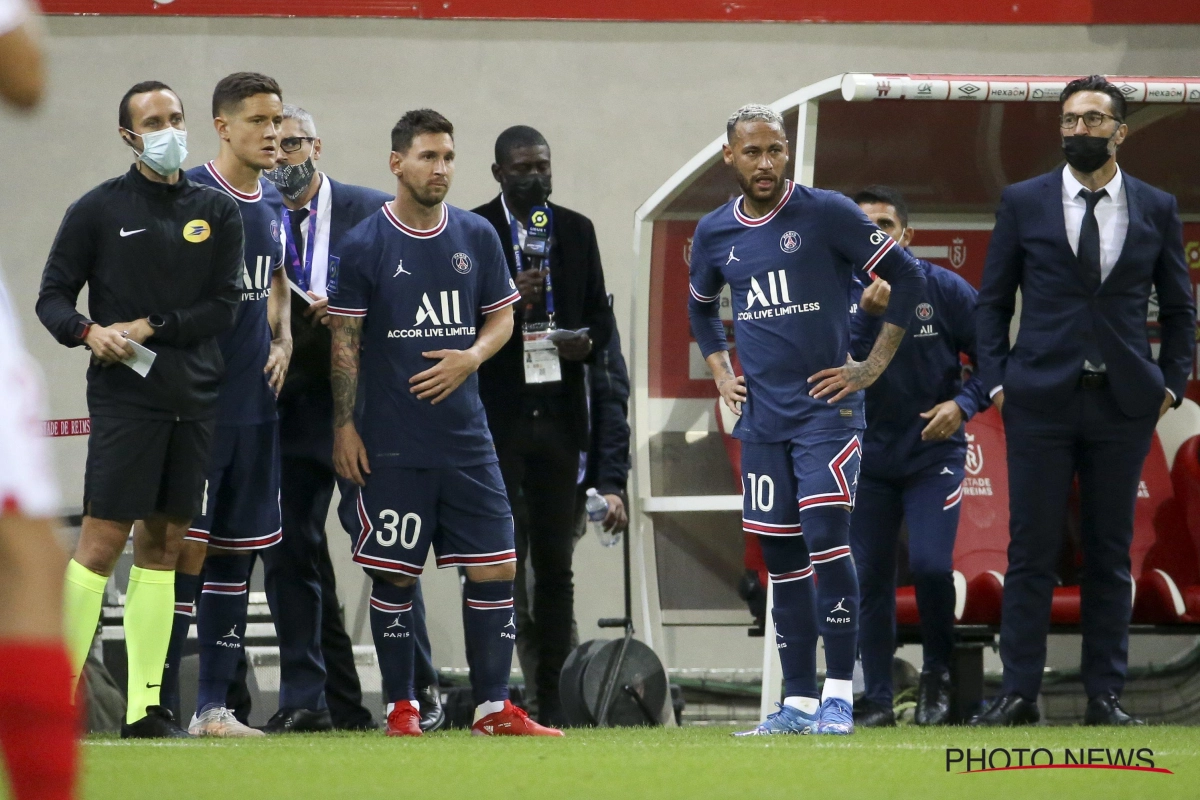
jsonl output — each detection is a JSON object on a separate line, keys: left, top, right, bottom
{"left": 127, "top": 127, "right": 188, "bottom": 176}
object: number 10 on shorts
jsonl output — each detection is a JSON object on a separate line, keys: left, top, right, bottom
{"left": 377, "top": 509, "right": 422, "bottom": 549}
{"left": 746, "top": 473, "right": 774, "bottom": 512}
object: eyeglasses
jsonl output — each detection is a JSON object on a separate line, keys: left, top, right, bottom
{"left": 280, "top": 136, "right": 316, "bottom": 153}
{"left": 1059, "top": 111, "right": 1121, "bottom": 130}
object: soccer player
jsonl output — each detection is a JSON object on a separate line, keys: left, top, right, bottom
{"left": 159, "top": 72, "right": 291, "bottom": 738}
{"left": 846, "top": 186, "right": 989, "bottom": 727}
{"left": 38, "top": 81, "right": 244, "bottom": 739}
{"left": 328, "top": 109, "right": 561, "bottom": 737}
{"left": 688, "top": 106, "right": 925, "bottom": 736}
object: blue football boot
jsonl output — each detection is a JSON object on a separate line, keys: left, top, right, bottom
{"left": 732, "top": 703, "right": 819, "bottom": 736}
{"left": 816, "top": 697, "right": 855, "bottom": 735}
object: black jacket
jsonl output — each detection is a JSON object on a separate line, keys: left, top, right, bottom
{"left": 278, "top": 176, "right": 392, "bottom": 464}
{"left": 471, "top": 195, "right": 614, "bottom": 450}
{"left": 36, "top": 165, "right": 243, "bottom": 420}
{"left": 585, "top": 322, "right": 631, "bottom": 499}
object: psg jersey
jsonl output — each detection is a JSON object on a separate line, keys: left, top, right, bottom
{"left": 327, "top": 202, "right": 520, "bottom": 468}
{"left": 688, "top": 180, "right": 925, "bottom": 442}
{"left": 186, "top": 162, "right": 284, "bottom": 426}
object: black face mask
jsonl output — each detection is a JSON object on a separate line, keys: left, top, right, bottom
{"left": 505, "top": 173, "right": 551, "bottom": 211}
{"left": 265, "top": 157, "right": 317, "bottom": 201}
{"left": 1062, "top": 134, "right": 1115, "bottom": 174}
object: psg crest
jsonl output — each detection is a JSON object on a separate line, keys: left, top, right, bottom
{"left": 965, "top": 432, "right": 984, "bottom": 476}
{"left": 452, "top": 252, "right": 472, "bottom": 274}
{"left": 779, "top": 231, "right": 801, "bottom": 253}
{"left": 916, "top": 303, "right": 934, "bottom": 321}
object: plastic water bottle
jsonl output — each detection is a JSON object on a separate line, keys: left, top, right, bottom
{"left": 585, "top": 488, "right": 620, "bottom": 548}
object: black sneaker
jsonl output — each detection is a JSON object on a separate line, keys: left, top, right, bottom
{"left": 257, "top": 707, "right": 333, "bottom": 734}
{"left": 121, "top": 705, "right": 193, "bottom": 739}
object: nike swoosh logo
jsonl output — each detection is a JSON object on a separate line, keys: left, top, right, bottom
{"left": 145, "top": 683, "right": 161, "bottom": 689}
{"left": 120, "top": 228, "right": 146, "bottom": 237}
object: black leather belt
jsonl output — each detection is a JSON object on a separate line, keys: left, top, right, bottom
{"left": 1079, "top": 372, "right": 1108, "bottom": 390}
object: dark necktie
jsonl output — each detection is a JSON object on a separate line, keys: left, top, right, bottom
{"left": 1077, "top": 188, "right": 1107, "bottom": 286}
{"left": 289, "top": 207, "right": 310, "bottom": 288}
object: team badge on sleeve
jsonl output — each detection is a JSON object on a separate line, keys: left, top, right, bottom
{"left": 326, "top": 256, "right": 340, "bottom": 294}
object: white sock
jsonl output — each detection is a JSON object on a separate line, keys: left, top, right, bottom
{"left": 822, "top": 678, "right": 854, "bottom": 705}
{"left": 386, "top": 700, "right": 420, "bottom": 714}
{"left": 784, "top": 696, "right": 820, "bottom": 715}
{"left": 473, "top": 700, "right": 506, "bottom": 722}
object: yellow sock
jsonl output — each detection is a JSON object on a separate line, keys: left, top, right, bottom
{"left": 124, "top": 566, "right": 175, "bottom": 725}
{"left": 63, "top": 559, "right": 108, "bottom": 697}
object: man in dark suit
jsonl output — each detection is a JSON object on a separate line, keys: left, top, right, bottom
{"left": 259, "top": 105, "right": 441, "bottom": 732}
{"left": 974, "top": 75, "right": 1195, "bottom": 726}
{"left": 472, "top": 126, "right": 614, "bottom": 725}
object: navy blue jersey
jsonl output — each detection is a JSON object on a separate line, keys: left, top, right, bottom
{"left": 850, "top": 259, "right": 990, "bottom": 476}
{"left": 327, "top": 203, "right": 520, "bottom": 468}
{"left": 688, "top": 181, "right": 925, "bottom": 442}
{"left": 186, "top": 162, "right": 284, "bottom": 426}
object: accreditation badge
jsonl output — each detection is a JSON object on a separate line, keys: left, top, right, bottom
{"left": 523, "top": 325, "right": 562, "bottom": 384}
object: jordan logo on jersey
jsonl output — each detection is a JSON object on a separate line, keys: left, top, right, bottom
{"left": 739, "top": 270, "right": 821, "bottom": 321}
{"left": 726, "top": 246, "right": 740, "bottom": 265}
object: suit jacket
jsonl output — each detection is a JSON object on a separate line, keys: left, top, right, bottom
{"left": 279, "top": 175, "right": 391, "bottom": 464}
{"left": 977, "top": 168, "right": 1195, "bottom": 419}
{"left": 471, "top": 195, "right": 615, "bottom": 450}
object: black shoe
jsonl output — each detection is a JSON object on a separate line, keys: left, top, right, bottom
{"left": 915, "top": 669, "right": 952, "bottom": 726}
{"left": 332, "top": 715, "right": 379, "bottom": 732}
{"left": 417, "top": 685, "right": 446, "bottom": 732}
{"left": 257, "top": 707, "right": 334, "bottom": 734}
{"left": 537, "top": 693, "right": 569, "bottom": 728}
{"left": 1084, "top": 694, "right": 1144, "bottom": 726}
{"left": 120, "top": 705, "right": 192, "bottom": 739}
{"left": 967, "top": 693, "right": 1040, "bottom": 727}
{"left": 853, "top": 699, "right": 895, "bottom": 728}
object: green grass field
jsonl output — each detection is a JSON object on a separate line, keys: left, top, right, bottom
{"left": 58, "top": 725, "right": 1199, "bottom": 800}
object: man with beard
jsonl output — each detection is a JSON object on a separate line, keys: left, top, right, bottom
{"left": 471, "top": 126, "right": 614, "bottom": 726}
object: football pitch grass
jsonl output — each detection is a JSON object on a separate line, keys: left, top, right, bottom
{"left": 60, "top": 724, "right": 1199, "bottom": 800}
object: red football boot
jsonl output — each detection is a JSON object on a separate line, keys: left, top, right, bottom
{"left": 471, "top": 701, "right": 564, "bottom": 737}
{"left": 386, "top": 703, "right": 422, "bottom": 737}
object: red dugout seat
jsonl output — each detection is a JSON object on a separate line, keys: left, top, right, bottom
{"left": 953, "top": 407, "right": 1010, "bottom": 623}
{"left": 1138, "top": 435, "right": 1200, "bottom": 622}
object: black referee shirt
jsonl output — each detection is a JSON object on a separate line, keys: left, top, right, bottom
{"left": 37, "top": 164, "right": 244, "bottom": 421}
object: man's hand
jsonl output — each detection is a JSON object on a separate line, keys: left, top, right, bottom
{"left": 411, "top": 349, "right": 482, "bottom": 404}
{"left": 919, "top": 400, "right": 965, "bottom": 442}
{"left": 860, "top": 279, "right": 891, "bottom": 317}
{"left": 264, "top": 337, "right": 293, "bottom": 394}
{"left": 333, "top": 424, "right": 371, "bottom": 486}
{"left": 304, "top": 292, "right": 330, "bottom": 327}
{"left": 602, "top": 493, "right": 628, "bottom": 533}
{"left": 717, "top": 373, "right": 747, "bottom": 416}
{"left": 515, "top": 267, "right": 545, "bottom": 306}
{"left": 554, "top": 332, "right": 592, "bottom": 362}
{"left": 1161, "top": 391, "right": 1173, "bottom": 420}
{"left": 809, "top": 355, "right": 881, "bottom": 403}
{"left": 85, "top": 322, "right": 136, "bottom": 364}
{"left": 993, "top": 390, "right": 1005, "bottom": 413}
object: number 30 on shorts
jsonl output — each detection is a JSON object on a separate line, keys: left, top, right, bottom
{"left": 376, "top": 509, "right": 421, "bottom": 549}
{"left": 746, "top": 473, "right": 774, "bottom": 512}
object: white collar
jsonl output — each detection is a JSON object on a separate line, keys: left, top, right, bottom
{"left": 1062, "top": 163, "right": 1123, "bottom": 202}
{"left": 501, "top": 193, "right": 521, "bottom": 227}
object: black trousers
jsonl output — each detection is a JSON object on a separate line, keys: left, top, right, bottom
{"left": 999, "top": 385, "right": 1157, "bottom": 701}
{"left": 493, "top": 400, "right": 581, "bottom": 709}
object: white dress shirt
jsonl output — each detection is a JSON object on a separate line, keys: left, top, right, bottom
{"left": 1061, "top": 164, "right": 1128, "bottom": 283}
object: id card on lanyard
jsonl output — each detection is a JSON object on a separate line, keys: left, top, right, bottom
{"left": 511, "top": 205, "right": 561, "bottom": 385}
{"left": 282, "top": 203, "right": 318, "bottom": 293}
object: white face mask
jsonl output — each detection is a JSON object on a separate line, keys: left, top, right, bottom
{"left": 127, "top": 127, "right": 188, "bottom": 176}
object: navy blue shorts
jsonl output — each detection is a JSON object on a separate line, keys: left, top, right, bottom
{"left": 340, "top": 462, "right": 515, "bottom": 577}
{"left": 185, "top": 422, "right": 282, "bottom": 550}
{"left": 740, "top": 429, "right": 863, "bottom": 563}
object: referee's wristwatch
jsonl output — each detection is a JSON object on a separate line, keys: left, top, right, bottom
{"left": 76, "top": 318, "right": 96, "bottom": 345}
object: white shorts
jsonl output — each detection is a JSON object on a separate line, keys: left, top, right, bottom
{"left": 0, "top": 272, "right": 59, "bottom": 517}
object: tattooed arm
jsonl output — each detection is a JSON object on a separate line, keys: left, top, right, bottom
{"left": 807, "top": 321, "right": 906, "bottom": 404}
{"left": 331, "top": 315, "right": 370, "bottom": 486}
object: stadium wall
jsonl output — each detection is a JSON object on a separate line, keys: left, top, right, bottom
{"left": 5, "top": 16, "right": 1199, "bottom": 670}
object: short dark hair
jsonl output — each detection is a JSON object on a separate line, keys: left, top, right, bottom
{"left": 119, "top": 80, "right": 182, "bottom": 131}
{"left": 852, "top": 185, "right": 909, "bottom": 228}
{"left": 1060, "top": 74, "right": 1127, "bottom": 122}
{"left": 391, "top": 109, "right": 454, "bottom": 154}
{"left": 494, "top": 125, "right": 548, "bottom": 166}
{"left": 212, "top": 72, "right": 282, "bottom": 119}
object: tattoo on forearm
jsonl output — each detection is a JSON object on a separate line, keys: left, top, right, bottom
{"left": 851, "top": 322, "right": 906, "bottom": 385}
{"left": 331, "top": 316, "right": 362, "bottom": 428}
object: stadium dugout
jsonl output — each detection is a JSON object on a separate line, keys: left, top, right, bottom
{"left": 630, "top": 73, "right": 1200, "bottom": 723}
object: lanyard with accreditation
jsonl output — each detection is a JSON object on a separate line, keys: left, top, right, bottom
{"left": 281, "top": 202, "right": 319, "bottom": 293}
{"left": 510, "top": 205, "right": 561, "bottom": 385}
